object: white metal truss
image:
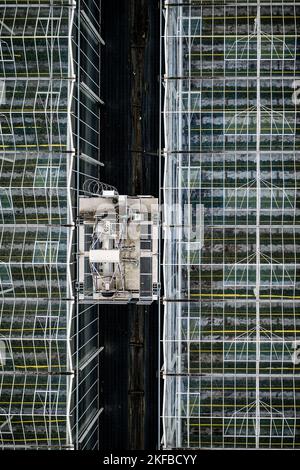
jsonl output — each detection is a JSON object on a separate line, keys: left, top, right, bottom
{"left": 162, "top": 0, "right": 300, "bottom": 449}
{"left": 0, "top": 0, "right": 76, "bottom": 450}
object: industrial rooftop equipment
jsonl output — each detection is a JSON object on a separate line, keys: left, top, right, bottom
{"left": 78, "top": 191, "right": 159, "bottom": 304}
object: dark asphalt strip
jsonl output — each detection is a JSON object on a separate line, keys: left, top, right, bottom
{"left": 99, "top": 0, "right": 159, "bottom": 451}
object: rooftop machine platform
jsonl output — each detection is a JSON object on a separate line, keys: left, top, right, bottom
{"left": 78, "top": 191, "right": 159, "bottom": 304}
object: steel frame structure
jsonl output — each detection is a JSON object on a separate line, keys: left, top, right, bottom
{"left": 0, "top": 0, "right": 102, "bottom": 450}
{"left": 71, "top": 0, "right": 103, "bottom": 451}
{"left": 162, "top": 0, "right": 300, "bottom": 449}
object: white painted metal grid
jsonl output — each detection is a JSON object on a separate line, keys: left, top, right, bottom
{"left": 0, "top": 0, "right": 76, "bottom": 450}
{"left": 162, "top": 0, "right": 300, "bottom": 449}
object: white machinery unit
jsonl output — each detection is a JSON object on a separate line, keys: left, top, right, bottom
{"left": 78, "top": 192, "right": 159, "bottom": 304}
